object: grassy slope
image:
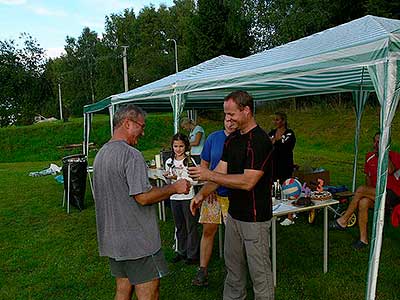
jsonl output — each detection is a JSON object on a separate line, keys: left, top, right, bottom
{"left": 1, "top": 106, "right": 400, "bottom": 299}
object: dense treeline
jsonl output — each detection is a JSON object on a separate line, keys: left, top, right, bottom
{"left": 1, "top": 0, "right": 399, "bottom": 126}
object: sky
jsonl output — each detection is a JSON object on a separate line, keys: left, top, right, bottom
{"left": 0, "top": 0, "right": 174, "bottom": 58}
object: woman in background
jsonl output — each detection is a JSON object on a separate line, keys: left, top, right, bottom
{"left": 181, "top": 118, "right": 205, "bottom": 165}
{"left": 269, "top": 111, "right": 296, "bottom": 225}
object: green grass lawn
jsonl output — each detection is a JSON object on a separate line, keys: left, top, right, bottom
{"left": 1, "top": 105, "right": 400, "bottom": 299}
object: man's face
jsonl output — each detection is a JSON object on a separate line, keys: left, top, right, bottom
{"left": 373, "top": 134, "right": 380, "bottom": 152}
{"left": 224, "top": 117, "right": 237, "bottom": 134}
{"left": 126, "top": 114, "right": 146, "bottom": 146}
{"left": 223, "top": 98, "right": 249, "bottom": 130}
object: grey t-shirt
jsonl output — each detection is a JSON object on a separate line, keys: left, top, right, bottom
{"left": 93, "top": 140, "right": 160, "bottom": 260}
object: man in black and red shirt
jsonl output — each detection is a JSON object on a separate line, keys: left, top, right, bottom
{"left": 189, "top": 91, "right": 274, "bottom": 300}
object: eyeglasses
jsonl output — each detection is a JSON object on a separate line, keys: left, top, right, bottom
{"left": 129, "top": 119, "right": 146, "bottom": 130}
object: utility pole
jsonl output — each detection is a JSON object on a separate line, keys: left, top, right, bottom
{"left": 58, "top": 82, "right": 63, "bottom": 121}
{"left": 122, "top": 46, "right": 129, "bottom": 92}
{"left": 167, "top": 39, "right": 178, "bottom": 73}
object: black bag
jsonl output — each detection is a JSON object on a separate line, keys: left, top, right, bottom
{"left": 62, "top": 154, "right": 87, "bottom": 211}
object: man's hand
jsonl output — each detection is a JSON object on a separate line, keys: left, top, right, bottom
{"left": 173, "top": 179, "right": 191, "bottom": 194}
{"left": 188, "top": 166, "right": 212, "bottom": 181}
{"left": 190, "top": 194, "right": 204, "bottom": 216}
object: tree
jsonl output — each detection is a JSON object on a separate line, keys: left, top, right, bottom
{"left": 0, "top": 34, "right": 52, "bottom": 126}
{"left": 188, "top": 0, "right": 252, "bottom": 64}
{"left": 246, "top": 0, "right": 367, "bottom": 51}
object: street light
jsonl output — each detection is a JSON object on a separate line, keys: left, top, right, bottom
{"left": 167, "top": 38, "right": 178, "bottom": 73}
{"left": 58, "top": 81, "right": 63, "bottom": 121}
{"left": 121, "top": 46, "right": 129, "bottom": 92}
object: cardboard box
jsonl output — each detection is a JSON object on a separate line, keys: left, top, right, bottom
{"left": 293, "top": 169, "right": 330, "bottom": 188}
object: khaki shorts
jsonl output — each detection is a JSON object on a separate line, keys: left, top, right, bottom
{"left": 199, "top": 193, "right": 229, "bottom": 225}
{"left": 109, "top": 249, "right": 168, "bottom": 285}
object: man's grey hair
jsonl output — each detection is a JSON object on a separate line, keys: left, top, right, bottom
{"left": 113, "top": 104, "right": 146, "bottom": 128}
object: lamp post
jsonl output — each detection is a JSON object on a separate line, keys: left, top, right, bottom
{"left": 58, "top": 82, "right": 63, "bottom": 121}
{"left": 167, "top": 38, "right": 178, "bottom": 73}
{"left": 121, "top": 46, "right": 129, "bottom": 92}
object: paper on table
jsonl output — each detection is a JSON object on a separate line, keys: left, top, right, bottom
{"left": 272, "top": 203, "right": 297, "bottom": 214}
{"left": 148, "top": 169, "right": 168, "bottom": 183}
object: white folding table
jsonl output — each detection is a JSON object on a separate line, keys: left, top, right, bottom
{"left": 271, "top": 199, "right": 339, "bottom": 286}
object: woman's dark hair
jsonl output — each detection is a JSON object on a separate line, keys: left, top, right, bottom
{"left": 275, "top": 111, "right": 288, "bottom": 128}
{"left": 170, "top": 133, "right": 190, "bottom": 158}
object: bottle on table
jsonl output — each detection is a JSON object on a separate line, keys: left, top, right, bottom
{"left": 271, "top": 183, "right": 276, "bottom": 199}
{"left": 275, "top": 179, "right": 282, "bottom": 200}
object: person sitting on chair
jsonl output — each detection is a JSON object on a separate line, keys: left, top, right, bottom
{"left": 330, "top": 132, "right": 400, "bottom": 249}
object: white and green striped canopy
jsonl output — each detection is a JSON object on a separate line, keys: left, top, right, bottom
{"left": 84, "top": 15, "right": 400, "bottom": 300}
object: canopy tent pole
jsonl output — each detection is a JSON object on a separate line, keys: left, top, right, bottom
{"left": 171, "top": 92, "right": 186, "bottom": 134}
{"left": 83, "top": 112, "right": 87, "bottom": 156}
{"left": 366, "top": 58, "right": 400, "bottom": 300}
{"left": 352, "top": 68, "right": 369, "bottom": 192}
{"left": 87, "top": 113, "right": 92, "bottom": 155}
{"left": 83, "top": 112, "right": 93, "bottom": 156}
{"left": 109, "top": 105, "right": 114, "bottom": 136}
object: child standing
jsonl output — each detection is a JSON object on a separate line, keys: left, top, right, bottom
{"left": 165, "top": 133, "right": 200, "bottom": 264}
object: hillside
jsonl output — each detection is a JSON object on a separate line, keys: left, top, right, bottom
{"left": 2, "top": 104, "right": 399, "bottom": 187}
{"left": 0, "top": 106, "right": 400, "bottom": 181}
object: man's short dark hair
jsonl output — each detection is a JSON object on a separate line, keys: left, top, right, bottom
{"left": 373, "top": 131, "right": 380, "bottom": 140}
{"left": 224, "top": 90, "right": 254, "bottom": 113}
{"left": 113, "top": 104, "right": 146, "bottom": 128}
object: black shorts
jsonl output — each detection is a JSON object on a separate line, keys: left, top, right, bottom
{"left": 109, "top": 249, "right": 168, "bottom": 285}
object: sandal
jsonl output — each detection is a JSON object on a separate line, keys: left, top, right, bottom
{"left": 352, "top": 240, "right": 368, "bottom": 250}
{"left": 329, "top": 219, "right": 346, "bottom": 231}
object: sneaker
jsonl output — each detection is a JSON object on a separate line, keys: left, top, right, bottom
{"left": 352, "top": 240, "right": 368, "bottom": 250}
{"left": 192, "top": 268, "right": 208, "bottom": 287}
{"left": 171, "top": 254, "right": 186, "bottom": 263}
{"left": 280, "top": 218, "right": 295, "bottom": 226}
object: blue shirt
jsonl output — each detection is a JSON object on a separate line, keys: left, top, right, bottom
{"left": 200, "top": 130, "right": 229, "bottom": 196}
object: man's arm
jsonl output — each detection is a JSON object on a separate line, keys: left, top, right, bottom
{"left": 189, "top": 162, "right": 264, "bottom": 191}
{"left": 200, "top": 159, "right": 210, "bottom": 168}
{"left": 366, "top": 175, "right": 373, "bottom": 187}
{"left": 135, "top": 179, "right": 190, "bottom": 206}
{"left": 189, "top": 160, "right": 225, "bottom": 215}
{"left": 388, "top": 153, "right": 397, "bottom": 175}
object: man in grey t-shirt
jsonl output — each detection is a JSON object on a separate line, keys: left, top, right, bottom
{"left": 94, "top": 104, "right": 190, "bottom": 300}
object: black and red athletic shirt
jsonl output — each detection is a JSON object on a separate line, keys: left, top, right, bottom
{"left": 221, "top": 125, "right": 274, "bottom": 222}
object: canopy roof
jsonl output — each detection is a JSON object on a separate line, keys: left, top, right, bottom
{"left": 84, "top": 15, "right": 400, "bottom": 114}
{"left": 83, "top": 55, "right": 240, "bottom": 113}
